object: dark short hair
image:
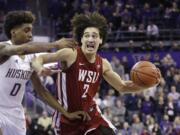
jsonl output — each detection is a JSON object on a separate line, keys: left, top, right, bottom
{"left": 4, "top": 10, "right": 35, "bottom": 39}
{"left": 71, "top": 12, "right": 108, "bottom": 46}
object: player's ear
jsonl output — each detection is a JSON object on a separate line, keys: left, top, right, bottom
{"left": 99, "top": 38, "right": 103, "bottom": 44}
{"left": 11, "top": 29, "right": 16, "bottom": 37}
{"left": 81, "top": 37, "right": 83, "bottom": 44}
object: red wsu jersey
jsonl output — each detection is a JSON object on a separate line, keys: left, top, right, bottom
{"left": 57, "top": 47, "right": 102, "bottom": 112}
{"left": 52, "top": 47, "right": 116, "bottom": 134}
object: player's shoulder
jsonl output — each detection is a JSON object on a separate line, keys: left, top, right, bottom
{"left": 0, "top": 40, "right": 12, "bottom": 46}
{"left": 0, "top": 40, "right": 12, "bottom": 50}
{"left": 0, "top": 41, "right": 12, "bottom": 63}
{"left": 57, "top": 47, "right": 74, "bottom": 53}
{"left": 57, "top": 47, "right": 77, "bottom": 57}
{"left": 64, "top": 47, "right": 77, "bottom": 52}
{"left": 102, "top": 58, "right": 110, "bottom": 65}
{"left": 0, "top": 41, "right": 12, "bottom": 58}
{"left": 102, "top": 58, "right": 112, "bottom": 73}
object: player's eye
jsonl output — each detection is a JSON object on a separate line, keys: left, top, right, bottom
{"left": 24, "top": 27, "right": 32, "bottom": 33}
{"left": 92, "top": 34, "right": 98, "bottom": 39}
{"left": 84, "top": 34, "right": 89, "bottom": 38}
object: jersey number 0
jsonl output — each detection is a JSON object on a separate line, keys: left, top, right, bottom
{"left": 10, "top": 83, "right": 21, "bottom": 96}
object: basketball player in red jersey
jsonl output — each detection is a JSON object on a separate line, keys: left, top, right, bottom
{"left": 32, "top": 12, "right": 154, "bottom": 135}
{"left": 0, "top": 11, "right": 90, "bottom": 135}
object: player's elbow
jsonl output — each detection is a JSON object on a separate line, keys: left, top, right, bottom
{"left": 116, "top": 81, "right": 135, "bottom": 93}
{"left": 117, "top": 86, "right": 128, "bottom": 93}
{"left": 116, "top": 81, "right": 127, "bottom": 92}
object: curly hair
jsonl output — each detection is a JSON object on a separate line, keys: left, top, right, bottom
{"left": 71, "top": 12, "right": 108, "bottom": 46}
{"left": 4, "top": 10, "right": 35, "bottom": 39}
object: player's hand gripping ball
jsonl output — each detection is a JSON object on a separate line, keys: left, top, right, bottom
{"left": 130, "top": 61, "right": 161, "bottom": 87}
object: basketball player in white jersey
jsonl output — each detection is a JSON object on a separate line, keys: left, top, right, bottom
{"left": 0, "top": 11, "right": 90, "bottom": 135}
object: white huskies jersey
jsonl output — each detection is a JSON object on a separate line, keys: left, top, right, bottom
{"left": 0, "top": 41, "right": 34, "bottom": 118}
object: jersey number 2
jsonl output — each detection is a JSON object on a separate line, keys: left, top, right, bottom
{"left": 82, "top": 84, "right": 89, "bottom": 98}
{"left": 10, "top": 83, "right": 21, "bottom": 96}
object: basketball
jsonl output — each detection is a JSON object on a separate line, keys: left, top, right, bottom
{"left": 130, "top": 61, "right": 161, "bottom": 87}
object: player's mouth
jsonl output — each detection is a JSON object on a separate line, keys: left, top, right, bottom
{"left": 87, "top": 44, "right": 95, "bottom": 50}
{"left": 26, "top": 38, "right": 32, "bottom": 42}
{"left": 28, "top": 37, "right": 32, "bottom": 41}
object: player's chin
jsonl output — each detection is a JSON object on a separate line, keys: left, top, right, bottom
{"left": 87, "top": 48, "right": 97, "bottom": 53}
{"left": 28, "top": 38, "right": 32, "bottom": 41}
{"left": 85, "top": 51, "right": 95, "bottom": 55}
{"left": 23, "top": 39, "right": 32, "bottom": 44}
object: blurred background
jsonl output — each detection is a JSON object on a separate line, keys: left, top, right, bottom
{"left": 0, "top": 0, "right": 180, "bottom": 135}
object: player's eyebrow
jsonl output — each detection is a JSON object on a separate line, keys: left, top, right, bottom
{"left": 24, "top": 26, "right": 32, "bottom": 31}
{"left": 83, "top": 32, "right": 99, "bottom": 35}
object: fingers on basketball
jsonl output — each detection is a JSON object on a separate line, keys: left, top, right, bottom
{"left": 130, "top": 61, "right": 162, "bottom": 87}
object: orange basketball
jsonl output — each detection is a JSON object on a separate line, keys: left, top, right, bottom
{"left": 130, "top": 61, "right": 161, "bottom": 87}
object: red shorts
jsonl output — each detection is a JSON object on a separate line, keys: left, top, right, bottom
{"left": 53, "top": 108, "right": 115, "bottom": 135}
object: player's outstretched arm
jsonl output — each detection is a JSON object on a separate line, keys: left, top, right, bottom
{"left": 102, "top": 59, "right": 147, "bottom": 93}
{"left": 0, "top": 38, "right": 76, "bottom": 56}
{"left": 30, "top": 72, "right": 90, "bottom": 121}
{"left": 32, "top": 48, "right": 75, "bottom": 76}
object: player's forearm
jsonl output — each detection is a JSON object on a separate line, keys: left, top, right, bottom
{"left": 4, "top": 42, "right": 58, "bottom": 55}
{"left": 38, "top": 88, "right": 69, "bottom": 116}
{"left": 30, "top": 72, "right": 69, "bottom": 117}
{"left": 119, "top": 81, "right": 147, "bottom": 93}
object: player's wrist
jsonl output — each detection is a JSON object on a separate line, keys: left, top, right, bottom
{"left": 50, "top": 42, "right": 57, "bottom": 49}
{"left": 62, "top": 111, "right": 70, "bottom": 118}
{"left": 52, "top": 41, "right": 63, "bottom": 50}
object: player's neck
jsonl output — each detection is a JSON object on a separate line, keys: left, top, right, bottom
{"left": 81, "top": 46, "right": 96, "bottom": 63}
{"left": 84, "top": 53, "right": 96, "bottom": 63}
{"left": 11, "top": 39, "right": 24, "bottom": 45}
{"left": 11, "top": 40, "right": 19, "bottom": 45}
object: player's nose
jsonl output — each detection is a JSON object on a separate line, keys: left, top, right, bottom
{"left": 27, "top": 33, "right": 33, "bottom": 41}
{"left": 87, "top": 36, "right": 94, "bottom": 42}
